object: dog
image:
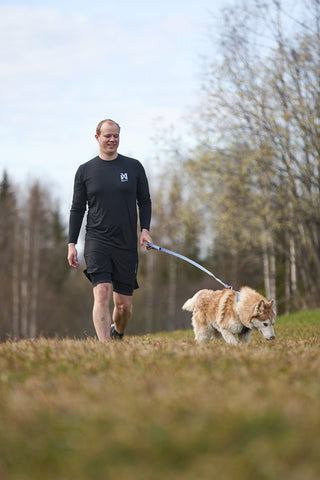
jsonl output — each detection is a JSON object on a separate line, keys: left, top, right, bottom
{"left": 182, "top": 286, "right": 275, "bottom": 345}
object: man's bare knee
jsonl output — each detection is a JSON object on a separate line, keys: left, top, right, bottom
{"left": 93, "top": 283, "right": 112, "bottom": 305}
{"left": 114, "top": 301, "right": 132, "bottom": 316}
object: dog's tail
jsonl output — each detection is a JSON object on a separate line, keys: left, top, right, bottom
{"left": 182, "top": 293, "right": 198, "bottom": 312}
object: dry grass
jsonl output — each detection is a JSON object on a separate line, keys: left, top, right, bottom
{"left": 0, "top": 310, "right": 319, "bottom": 480}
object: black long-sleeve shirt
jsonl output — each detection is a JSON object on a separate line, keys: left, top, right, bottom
{"left": 68, "top": 154, "right": 152, "bottom": 249}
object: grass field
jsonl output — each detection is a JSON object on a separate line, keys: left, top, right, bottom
{"left": 0, "top": 309, "right": 319, "bottom": 480}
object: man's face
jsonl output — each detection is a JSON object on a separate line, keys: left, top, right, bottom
{"left": 95, "top": 122, "right": 120, "bottom": 158}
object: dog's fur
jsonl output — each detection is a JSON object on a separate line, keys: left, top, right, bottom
{"left": 182, "top": 287, "right": 275, "bottom": 345}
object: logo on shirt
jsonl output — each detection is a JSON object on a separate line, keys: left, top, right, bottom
{"left": 120, "top": 172, "right": 128, "bottom": 182}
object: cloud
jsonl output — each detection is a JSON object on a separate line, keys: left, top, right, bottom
{"left": 0, "top": 2, "right": 205, "bottom": 217}
{"left": 0, "top": 5, "right": 198, "bottom": 136}
{"left": 0, "top": 6, "right": 117, "bottom": 74}
{"left": 0, "top": 5, "right": 197, "bottom": 79}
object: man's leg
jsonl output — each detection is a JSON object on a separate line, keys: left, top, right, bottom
{"left": 113, "top": 292, "right": 133, "bottom": 335}
{"left": 92, "top": 283, "right": 112, "bottom": 341}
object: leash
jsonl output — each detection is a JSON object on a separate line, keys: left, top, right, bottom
{"left": 146, "top": 242, "right": 232, "bottom": 290}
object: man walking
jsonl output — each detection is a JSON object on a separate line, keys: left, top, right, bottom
{"left": 67, "top": 119, "right": 152, "bottom": 341}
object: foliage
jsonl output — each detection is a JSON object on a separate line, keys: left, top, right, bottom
{"left": 0, "top": 171, "right": 93, "bottom": 341}
{"left": 0, "top": 310, "right": 319, "bottom": 480}
{"left": 159, "top": 0, "right": 320, "bottom": 313}
{"left": 1, "top": 0, "right": 320, "bottom": 338}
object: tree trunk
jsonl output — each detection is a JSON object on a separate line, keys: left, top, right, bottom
{"left": 145, "top": 250, "right": 155, "bottom": 333}
{"left": 20, "top": 219, "right": 31, "bottom": 338}
{"left": 29, "top": 220, "right": 41, "bottom": 338}
{"left": 263, "top": 242, "right": 271, "bottom": 299}
{"left": 289, "top": 235, "right": 297, "bottom": 310}
{"left": 284, "top": 251, "right": 290, "bottom": 314}
{"left": 263, "top": 235, "right": 276, "bottom": 304}
{"left": 12, "top": 217, "right": 20, "bottom": 338}
{"left": 269, "top": 238, "right": 276, "bottom": 304}
{"left": 167, "top": 256, "right": 176, "bottom": 331}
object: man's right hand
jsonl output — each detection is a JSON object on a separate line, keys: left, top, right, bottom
{"left": 67, "top": 243, "right": 79, "bottom": 268}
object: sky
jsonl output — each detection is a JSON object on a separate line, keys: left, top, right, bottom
{"left": 0, "top": 0, "right": 230, "bottom": 218}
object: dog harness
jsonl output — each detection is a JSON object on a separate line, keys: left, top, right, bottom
{"left": 239, "top": 325, "right": 250, "bottom": 335}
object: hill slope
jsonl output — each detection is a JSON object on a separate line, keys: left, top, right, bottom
{"left": 0, "top": 310, "right": 319, "bottom": 480}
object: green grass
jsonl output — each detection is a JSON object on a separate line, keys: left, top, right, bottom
{"left": 0, "top": 309, "right": 319, "bottom": 480}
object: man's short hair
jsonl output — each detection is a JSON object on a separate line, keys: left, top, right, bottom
{"left": 96, "top": 119, "right": 121, "bottom": 136}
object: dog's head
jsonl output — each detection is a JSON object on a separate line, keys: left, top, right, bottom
{"left": 250, "top": 299, "right": 276, "bottom": 340}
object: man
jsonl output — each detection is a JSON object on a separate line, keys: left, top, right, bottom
{"left": 67, "top": 119, "right": 152, "bottom": 341}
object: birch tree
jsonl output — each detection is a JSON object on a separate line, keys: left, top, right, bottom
{"left": 192, "top": 0, "right": 320, "bottom": 310}
{"left": 0, "top": 178, "right": 75, "bottom": 340}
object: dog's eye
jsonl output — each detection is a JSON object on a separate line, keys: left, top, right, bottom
{"left": 263, "top": 322, "right": 268, "bottom": 327}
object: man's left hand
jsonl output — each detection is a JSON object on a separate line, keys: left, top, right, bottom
{"left": 140, "top": 229, "right": 153, "bottom": 249}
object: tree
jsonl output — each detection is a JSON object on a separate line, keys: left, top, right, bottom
{"left": 0, "top": 176, "right": 94, "bottom": 340}
{"left": 192, "top": 0, "right": 320, "bottom": 311}
{"left": 0, "top": 171, "right": 17, "bottom": 337}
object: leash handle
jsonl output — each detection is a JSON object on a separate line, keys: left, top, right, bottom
{"left": 146, "top": 242, "right": 231, "bottom": 289}
{"left": 147, "top": 243, "right": 161, "bottom": 251}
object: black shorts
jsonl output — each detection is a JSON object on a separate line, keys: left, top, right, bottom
{"left": 83, "top": 245, "right": 139, "bottom": 296}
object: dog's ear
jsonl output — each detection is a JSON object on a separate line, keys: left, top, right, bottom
{"left": 268, "top": 299, "right": 276, "bottom": 314}
{"left": 255, "top": 300, "right": 265, "bottom": 315}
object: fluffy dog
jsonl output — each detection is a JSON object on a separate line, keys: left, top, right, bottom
{"left": 182, "top": 287, "right": 275, "bottom": 345}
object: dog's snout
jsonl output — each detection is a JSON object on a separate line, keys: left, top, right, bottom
{"left": 267, "top": 335, "right": 275, "bottom": 341}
